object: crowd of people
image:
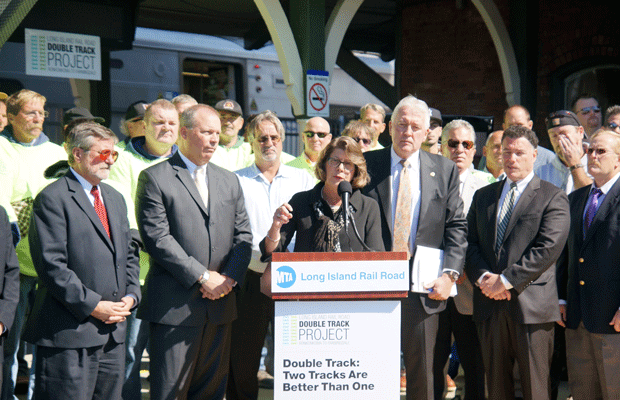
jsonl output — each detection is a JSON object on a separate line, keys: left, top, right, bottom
{"left": 1, "top": 86, "right": 620, "bottom": 400}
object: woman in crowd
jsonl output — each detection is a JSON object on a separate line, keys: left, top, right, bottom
{"left": 341, "top": 120, "right": 376, "bottom": 152}
{"left": 261, "top": 136, "right": 384, "bottom": 257}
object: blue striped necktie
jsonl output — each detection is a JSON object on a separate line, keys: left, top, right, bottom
{"left": 495, "top": 182, "right": 517, "bottom": 254}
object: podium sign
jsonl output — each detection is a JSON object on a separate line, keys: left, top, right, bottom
{"left": 275, "top": 300, "right": 401, "bottom": 399}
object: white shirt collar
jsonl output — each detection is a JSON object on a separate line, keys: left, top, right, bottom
{"left": 505, "top": 170, "right": 535, "bottom": 192}
{"left": 390, "top": 146, "right": 420, "bottom": 170}
{"left": 594, "top": 171, "right": 620, "bottom": 194}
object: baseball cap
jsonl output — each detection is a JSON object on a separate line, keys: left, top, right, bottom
{"left": 430, "top": 108, "right": 442, "bottom": 124}
{"left": 215, "top": 99, "right": 243, "bottom": 115}
{"left": 63, "top": 107, "right": 105, "bottom": 126}
{"left": 0, "top": 92, "right": 8, "bottom": 101}
{"left": 546, "top": 110, "right": 581, "bottom": 130}
{"left": 125, "top": 101, "right": 148, "bottom": 121}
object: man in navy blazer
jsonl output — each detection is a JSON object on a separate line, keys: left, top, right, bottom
{"left": 136, "top": 104, "right": 252, "bottom": 400}
{"left": 558, "top": 130, "right": 620, "bottom": 399}
{"left": 363, "top": 95, "right": 467, "bottom": 400}
{"left": 25, "top": 122, "right": 141, "bottom": 400}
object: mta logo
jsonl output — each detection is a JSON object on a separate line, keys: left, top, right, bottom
{"left": 276, "top": 266, "right": 296, "bottom": 288}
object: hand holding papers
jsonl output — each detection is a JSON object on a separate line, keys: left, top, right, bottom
{"left": 411, "top": 245, "right": 457, "bottom": 297}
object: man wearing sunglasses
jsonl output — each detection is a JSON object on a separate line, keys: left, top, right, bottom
{"left": 0, "top": 89, "right": 67, "bottom": 400}
{"left": 24, "top": 122, "right": 141, "bottom": 400}
{"left": 571, "top": 94, "right": 602, "bottom": 140}
{"left": 604, "top": 105, "right": 620, "bottom": 134}
{"left": 434, "top": 119, "right": 493, "bottom": 400}
{"left": 287, "top": 116, "right": 332, "bottom": 179}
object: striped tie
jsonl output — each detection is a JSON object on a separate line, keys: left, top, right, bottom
{"left": 495, "top": 182, "right": 517, "bottom": 254}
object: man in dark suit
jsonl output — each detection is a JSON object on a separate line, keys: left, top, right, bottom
{"left": 24, "top": 122, "right": 141, "bottom": 400}
{"left": 558, "top": 130, "right": 620, "bottom": 399}
{"left": 466, "top": 125, "right": 570, "bottom": 400}
{"left": 136, "top": 104, "right": 252, "bottom": 400}
{"left": 363, "top": 95, "right": 468, "bottom": 400}
{"left": 0, "top": 205, "right": 19, "bottom": 390}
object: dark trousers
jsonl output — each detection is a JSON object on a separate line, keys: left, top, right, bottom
{"left": 401, "top": 293, "right": 440, "bottom": 400}
{"left": 433, "top": 298, "right": 485, "bottom": 400}
{"left": 477, "top": 305, "right": 554, "bottom": 400}
{"left": 34, "top": 336, "right": 124, "bottom": 400}
{"left": 227, "top": 270, "right": 273, "bottom": 400}
{"left": 149, "top": 320, "right": 232, "bottom": 400}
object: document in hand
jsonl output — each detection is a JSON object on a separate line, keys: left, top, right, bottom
{"left": 411, "top": 245, "right": 457, "bottom": 297}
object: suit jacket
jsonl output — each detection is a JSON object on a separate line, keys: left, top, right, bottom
{"left": 559, "top": 180, "right": 620, "bottom": 334}
{"left": 135, "top": 152, "right": 252, "bottom": 327}
{"left": 24, "top": 171, "right": 141, "bottom": 348}
{"left": 466, "top": 176, "right": 570, "bottom": 324}
{"left": 363, "top": 147, "right": 467, "bottom": 314}
{"left": 0, "top": 206, "right": 19, "bottom": 340}
{"left": 454, "top": 170, "right": 492, "bottom": 315}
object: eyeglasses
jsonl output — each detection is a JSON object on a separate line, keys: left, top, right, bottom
{"left": 586, "top": 147, "right": 609, "bottom": 156}
{"left": 256, "top": 135, "right": 281, "bottom": 144}
{"left": 303, "top": 131, "right": 330, "bottom": 139}
{"left": 352, "top": 137, "right": 371, "bottom": 146}
{"left": 327, "top": 157, "right": 355, "bottom": 171}
{"left": 447, "top": 139, "right": 475, "bottom": 150}
{"left": 21, "top": 110, "right": 49, "bottom": 119}
{"left": 578, "top": 106, "right": 601, "bottom": 115}
{"left": 608, "top": 122, "right": 620, "bottom": 130}
{"left": 89, "top": 149, "right": 119, "bottom": 162}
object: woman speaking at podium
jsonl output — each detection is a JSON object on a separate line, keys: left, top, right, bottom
{"left": 260, "top": 136, "right": 384, "bottom": 258}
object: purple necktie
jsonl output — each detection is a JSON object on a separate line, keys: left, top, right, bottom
{"left": 584, "top": 188, "right": 602, "bottom": 234}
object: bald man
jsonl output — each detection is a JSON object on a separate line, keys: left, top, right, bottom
{"left": 286, "top": 117, "right": 332, "bottom": 178}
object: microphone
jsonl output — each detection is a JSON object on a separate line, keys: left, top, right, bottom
{"left": 338, "top": 181, "right": 352, "bottom": 233}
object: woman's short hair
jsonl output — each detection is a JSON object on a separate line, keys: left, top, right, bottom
{"left": 315, "top": 136, "right": 370, "bottom": 189}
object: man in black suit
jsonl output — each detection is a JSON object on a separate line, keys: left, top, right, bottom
{"left": 136, "top": 104, "right": 252, "bottom": 400}
{"left": 24, "top": 122, "right": 141, "bottom": 400}
{"left": 0, "top": 206, "right": 19, "bottom": 390}
{"left": 558, "top": 130, "right": 620, "bottom": 399}
{"left": 466, "top": 125, "right": 570, "bottom": 400}
{"left": 363, "top": 95, "right": 467, "bottom": 400}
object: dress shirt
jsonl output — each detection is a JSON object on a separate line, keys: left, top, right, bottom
{"left": 390, "top": 147, "right": 421, "bottom": 256}
{"left": 236, "top": 164, "right": 314, "bottom": 272}
{"left": 70, "top": 167, "right": 104, "bottom": 208}
{"left": 581, "top": 171, "right": 620, "bottom": 224}
{"left": 178, "top": 151, "right": 209, "bottom": 189}
{"left": 535, "top": 154, "right": 589, "bottom": 195}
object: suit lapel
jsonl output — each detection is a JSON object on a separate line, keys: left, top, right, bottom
{"left": 100, "top": 184, "right": 122, "bottom": 255}
{"left": 66, "top": 173, "right": 114, "bottom": 252}
{"left": 584, "top": 179, "right": 620, "bottom": 246}
{"left": 417, "top": 151, "right": 438, "bottom": 238}
{"left": 502, "top": 176, "right": 540, "bottom": 244}
{"left": 170, "top": 153, "right": 209, "bottom": 217}
{"left": 573, "top": 185, "right": 590, "bottom": 248}
{"left": 372, "top": 147, "right": 393, "bottom": 235}
{"left": 490, "top": 180, "right": 506, "bottom": 251}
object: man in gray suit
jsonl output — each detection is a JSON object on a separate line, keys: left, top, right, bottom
{"left": 363, "top": 95, "right": 468, "bottom": 400}
{"left": 136, "top": 104, "right": 252, "bottom": 400}
{"left": 25, "top": 122, "right": 141, "bottom": 400}
{"left": 434, "top": 119, "right": 494, "bottom": 400}
{"left": 466, "top": 125, "right": 570, "bottom": 400}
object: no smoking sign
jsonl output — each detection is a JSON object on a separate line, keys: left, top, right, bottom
{"left": 306, "top": 70, "right": 330, "bottom": 117}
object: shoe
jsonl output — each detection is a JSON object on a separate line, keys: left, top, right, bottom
{"left": 16, "top": 376, "right": 29, "bottom": 385}
{"left": 400, "top": 369, "right": 406, "bottom": 393}
{"left": 446, "top": 374, "right": 457, "bottom": 392}
{"left": 257, "top": 369, "right": 274, "bottom": 389}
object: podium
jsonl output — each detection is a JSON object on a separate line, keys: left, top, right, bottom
{"left": 267, "top": 251, "right": 409, "bottom": 399}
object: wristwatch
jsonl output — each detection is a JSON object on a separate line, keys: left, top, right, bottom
{"left": 443, "top": 270, "right": 459, "bottom": 283}
{"left": 569, "top": 163, "right": 583, "bottom": 171}
{"left": 198, "top": 271, "right": 210, "bottom": 285}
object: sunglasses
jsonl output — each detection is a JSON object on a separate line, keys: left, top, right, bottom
{"left": 578, "top": 106, "right": 601, "bottom": 115}
{"left": 303, "top": 131, "right": 330, "bottom": 139}
{"left": 256, "top": 135, "right": 281, "bottom": 144}
{"left": 352, "top": 137, "right": 371, "bottom": 146}
{"left": 447, "top": 139, "right": 475, "bottom": 150}
{"left": 90, "top": 149, "right": 119, "bottom": 162}
{"left": 586, "top": 147, "right": 609, "bottom": 156}
{"left": 608, "top": 122, "right": 620, "bottom": 130}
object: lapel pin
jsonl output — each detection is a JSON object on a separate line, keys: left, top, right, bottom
{"left": 430, "top": 172, "right": 435, "bottom": 177}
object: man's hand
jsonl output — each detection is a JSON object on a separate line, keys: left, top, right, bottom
{"left": 479, "top": 273, "right": 511, "bottom": 300}
{"left": 424, "top": 274, "right": 453, "bottom": 301}
{"left": 558, "top": 135, "right": 583, "bottom": 167}
{"left": 609, "top": 310, "right": 620, "bottom": 332}
{"left": 118, "top": 296, "right": 135, "bottom": 312}
{"left": 0, "top": 322, "right": 4, "bottom": 334}
{"left": 91, "top": 300, "right": 132, "bottom": 324}
{"left": 199, "top": 271, "right": 234, "bottom": 300}
{"left": 557, "top": 304, "right": 567, "bottom": 327}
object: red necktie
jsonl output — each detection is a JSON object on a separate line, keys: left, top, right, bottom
{"left": 91, "top": 186, "right": 110, "bottom": 238}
